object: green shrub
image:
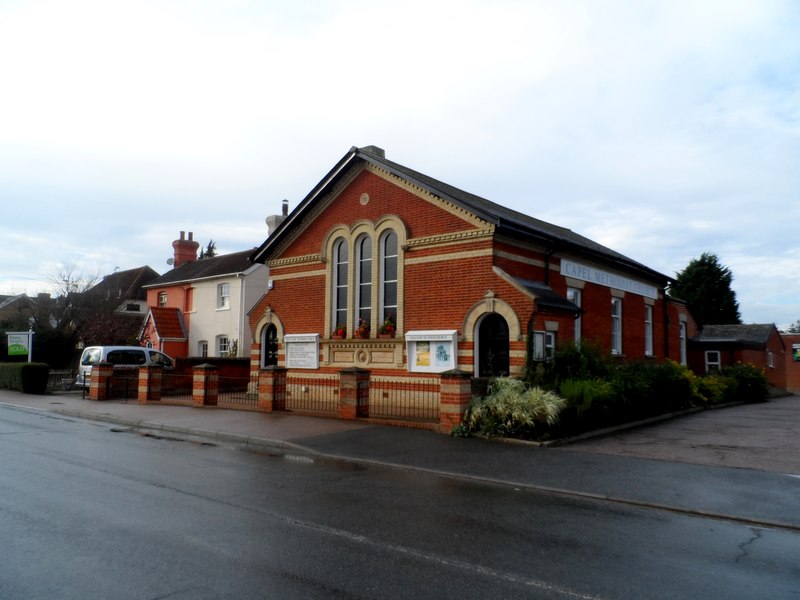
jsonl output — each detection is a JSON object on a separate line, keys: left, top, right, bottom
{"left": 553, "top": 377, "right": 618, "bottom": 435}
{"left": 550, "top": 340, "right": 613, "bottom": 383}
{"left": 693, "top": 364, "right": 768, "bottom": 405}
{"left": 558, "top": 378, "right": 615, "bottom": 417}
{"left": 0, "top": 362, "right": 50, "bottom": 394}
{"left": 463, "top": 377, "right": 566, "bottom": 439}
{"left": 647, "top": 360, "right": 698, "bottom": 414}
{"left": 695, "top": 373, "right": 732, "bottom": 405}
{"left": 721, "top": 363, "right": 769, "bottom": 403}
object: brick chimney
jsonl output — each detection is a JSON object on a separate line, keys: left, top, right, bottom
{"left": 172, "top": 231, "right": 199, "bottom": 268}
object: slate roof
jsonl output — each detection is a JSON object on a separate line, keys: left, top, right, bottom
{"left": 0, "top": 294, "right": 25, "bottom": 310}
{"left": 145, "top": 307, "right": 187, "bottom": 340}
{"left": 250, "top": 145, "right": 670, "bottom": 283}
{"left": 511, "top": 278, "right": 582, "bottom": 314}
{"left": 86, "top": 266, "right": 160, "bottom": 300}
{"left": 144, "top": 250, "right": 257, "bottom": 288}
{"left": 691, "top": 324, "right": 777, "bottom": 346}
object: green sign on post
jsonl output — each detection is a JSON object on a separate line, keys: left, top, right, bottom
{"left": 6, "top": 331, "right": 33, "bottom": 362}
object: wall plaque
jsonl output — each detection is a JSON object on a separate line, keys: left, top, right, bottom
{"left": 284, "top": 334, "right": 320, "bottom": 369}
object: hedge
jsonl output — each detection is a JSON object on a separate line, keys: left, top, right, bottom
{"left": 0, "top": 362, "right": 50, "bottom": 394}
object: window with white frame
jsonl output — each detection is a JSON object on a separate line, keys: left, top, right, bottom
{"left": 332, "top": 238, "right": 348, "bottom": 331}
{"left": 198, "top": 341, "right": 208, "bottom": 358}
{"left": 644, "top": 304, "right": 654, "bottom": 356}
{"left": 767, "top": 351, "right": 774, "bottom": 368}
{"left": 679, "top": 321, "right": 687, "bottom": 365}
{"left": 158, "top": 292, "right": 167, "bottom": 307}
{"left": 705, "top": 350, "right": 721, "bottom": 373}
{"left": 216, "top": 335, "right": 229, "bottom": 357}
{"left": 567, "top": 287, "right": 581, "bottom": 342}
{"left": 329, "top": 227, "right": 401, "bottom": 338}
{"left": 532, "top": 331, "right": 556, "bottom": 362}
{"left": 611, "top": 297, "right": 622, "bottom": 355}
{"left": 381, "top": 231, "right": 398, "bottom": 324}
{"left": 217, "top": 283, "right": 230, "bottom": 309}
{"left": 355, "top": 235, "right": 372, "bottom": 329}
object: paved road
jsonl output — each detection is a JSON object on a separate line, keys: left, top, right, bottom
{"left": 3, "top": 390, "right": 800, "bottom": 532}
{"left": 2, "top": 405, "right": 799, "bottom": 600}
{"left": 565, "top": 396, "right": 800, "bottom": 474}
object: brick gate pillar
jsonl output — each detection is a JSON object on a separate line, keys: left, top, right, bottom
{"left": 439, "top": 369, "right": 473, "bottom": 432}
{"left": 339, "top": 368, "right": 370, "bottom": 419}
{"left": 193, "top": 364, "right": 219, "bottom": 407}
{"left": 137, "top": 364, "right": 163, "bottom": 404}
{"left": 258, "top": 366, "right": 287, "bottom": 412}
{"left": 88, "top": 362, "right": 113, "bottom": 401}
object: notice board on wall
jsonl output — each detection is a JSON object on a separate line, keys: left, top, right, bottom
{"left": 405, "top": 330, "right": 457, "bottom": 373}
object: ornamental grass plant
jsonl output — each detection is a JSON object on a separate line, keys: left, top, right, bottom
{"left": 461, "top": 377, "right": 566, "bottom": 439}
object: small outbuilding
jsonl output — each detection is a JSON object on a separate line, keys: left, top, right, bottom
{"left": 688, "top": 323, "right": 786, "bottom": 394}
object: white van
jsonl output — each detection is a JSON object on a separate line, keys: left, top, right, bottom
{"left": 75, "top": 346, "right": 174, "bottom": 388}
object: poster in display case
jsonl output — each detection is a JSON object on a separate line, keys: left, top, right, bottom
{"left": 405, "top": 330, "right": 457, "bottom": 373}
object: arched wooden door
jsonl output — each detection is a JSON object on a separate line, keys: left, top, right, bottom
{"left": 477, "top": 313, "right": 510, "bottom": 377}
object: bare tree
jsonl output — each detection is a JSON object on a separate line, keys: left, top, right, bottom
{"left": 20, "top": 262, "right": 104, "bottom": 367}
{"left": 46, "top": 260, "right": 100, "bottom": 297}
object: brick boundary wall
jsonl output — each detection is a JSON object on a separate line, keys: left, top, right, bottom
{"left": 137, "top": 365, "right": 163, "bottom": 404}
{"left": 192, "top": 364, "right": 219, "bottom": 407}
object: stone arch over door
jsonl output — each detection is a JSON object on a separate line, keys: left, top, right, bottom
{"left": 253, "top": 309, "right": 285, "bottom": 367}
{"left": 463, "top": 293, "right": 522, "bottom": 377}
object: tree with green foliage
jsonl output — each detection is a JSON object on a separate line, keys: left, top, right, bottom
{"left": 784, "top": 320, "right": 800, "bottom": 333}
{"left": 198, "top": 240, "right": 217, "bottom": 259}
{"left": 669, "top": 252, "right": 742, "bottom": 328}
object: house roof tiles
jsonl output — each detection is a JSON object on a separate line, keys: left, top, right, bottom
{"left": 692, "top": 324, "right": 777, "bottom": 345}
{"left": 86, "top": 266, "right": 160, "bottom": 300}
{"left": 146, "top": 307, "right": 187, "bottom": 340}
{"left": 145, "top": 249, "right": 257, "bottom": 288}
{"left": 511, "top": 278, "right": 582, "bottom": 314}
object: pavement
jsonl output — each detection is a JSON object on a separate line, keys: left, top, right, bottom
{"left": 2, "top": 388, "right": 800, "bottom": 533}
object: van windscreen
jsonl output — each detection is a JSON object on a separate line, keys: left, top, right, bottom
{"left": 81, "top": 348, "right": 102, "bottom": 365}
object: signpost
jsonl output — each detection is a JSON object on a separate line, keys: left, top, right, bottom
{"left": 6, "top": 330, "right": 34, "bottom": 362}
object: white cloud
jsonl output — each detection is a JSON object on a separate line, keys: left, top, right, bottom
{"left": 0, "top": 0, "right": 798, "bottom": 327}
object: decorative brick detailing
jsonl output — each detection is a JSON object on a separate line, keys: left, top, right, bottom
{"left": 192, "top": 364, "right": 219, "bottom": 407}
{"left": 250, "top": 344, "right": 262, "bottom": 378}
{"left": 88, "top": 362, "right": 113, "bottom": 401}
{"left": 339, "top": 368, "right": 370, "bottom": 419}
{"left": 439, "top": 369, "right": 473, "bottom": 432}
{"left": 258, "top": 366, "right": 287, "bottom": 412}
{"left": 137, "top": 365, "right": 163, "bottom": 404}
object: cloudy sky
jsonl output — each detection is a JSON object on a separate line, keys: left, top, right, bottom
{"left": 1, "top": 0, "right": 798, "bottom": 326}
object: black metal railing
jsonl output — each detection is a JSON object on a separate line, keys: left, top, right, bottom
{"left": 286, "top": 374, "right": 339, "bottom": 413}
{"left": 218, "top": 374, "right": 259, "bottom": 408}
{"left": 369, "top": 376, "right": 440, "bottom": 421}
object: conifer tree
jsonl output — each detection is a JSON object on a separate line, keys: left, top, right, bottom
{"left": 669, "top": 252, "right": 742, "bottom": 328}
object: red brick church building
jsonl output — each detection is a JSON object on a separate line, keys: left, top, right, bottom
{"left": 247, "top": 145, "right": 695, "bottom": 381}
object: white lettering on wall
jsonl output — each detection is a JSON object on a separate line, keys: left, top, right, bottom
{"left": 561, "top": 259, "right": 658, "bottom": 299}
